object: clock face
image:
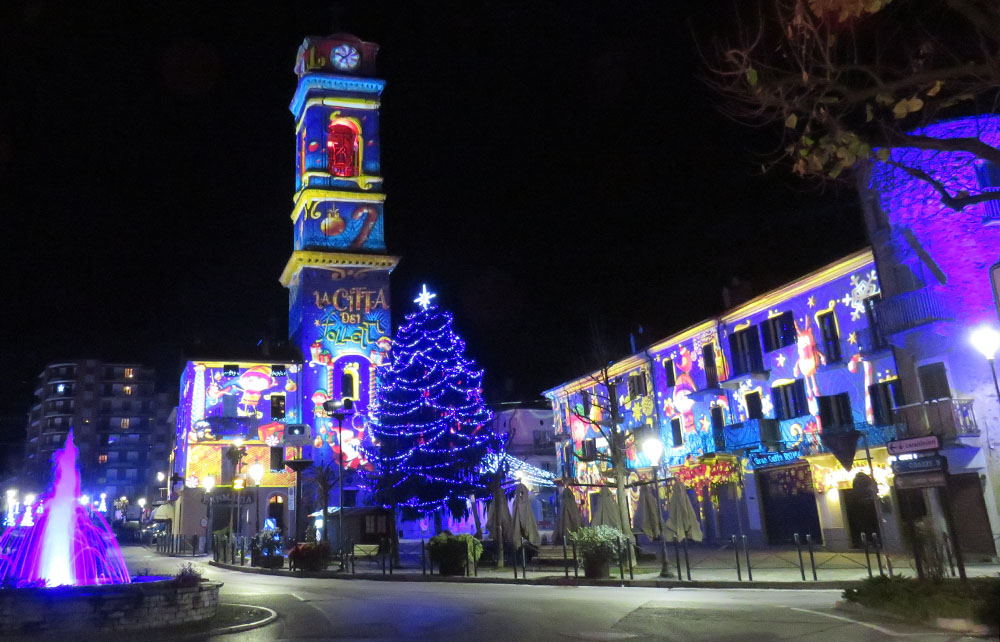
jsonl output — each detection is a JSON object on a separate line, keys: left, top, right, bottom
{"left": 332, "top": 44, "right": 360, "bottom": 71}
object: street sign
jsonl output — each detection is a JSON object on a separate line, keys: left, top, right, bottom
{"left": 892, "top": 455, "right": 947, "bottom": 475}
{"left": 887, "top": 435, "right": 940, "bottom": 456}
{"left": 894, "top": 471, "right": 947, "bottom": 489}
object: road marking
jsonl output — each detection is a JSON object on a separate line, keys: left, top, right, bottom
{"left": 789, "top": 607, "right": 922, "bottom": 637}
{"left": 291, "top": 593, "right": 307, "bottom": 601}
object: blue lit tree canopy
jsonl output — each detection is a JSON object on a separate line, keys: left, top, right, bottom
{"left": 363, "top": 296, "right": 496, "bottom": 512}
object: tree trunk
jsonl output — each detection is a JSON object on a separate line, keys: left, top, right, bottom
{"left": 608, "top": 384, "right": 634, "bottom": 559}
{"left": 470, "top": 493, "right": 483, "bottom": 539}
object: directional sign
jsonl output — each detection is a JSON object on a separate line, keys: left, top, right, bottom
{"left": 892, "top": 455, "right": 947, "bottom": 475}
{"left": 887, "top": 435, "right": 940, "bottom": 456}
{"left": 894, "top": 471, "right": 947, "bottom": 489}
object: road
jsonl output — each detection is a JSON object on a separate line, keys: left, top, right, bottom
{"left": 128, "top": 547, "right": 979, "bottom": 642}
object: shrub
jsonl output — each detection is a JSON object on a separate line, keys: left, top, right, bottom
{"left": 428, "top": 531, "right": 482, "bottom": 575}
{"left": 254, "top": 527, "right": 283, "bottom": 556}
{"left": 843, "top": 575, "right": 1000, "bottom": 626}
{"left": 570, "top": 526, "right": 625, "bottom": 563}
{"left": 172, "top": 562, "right": 203, "bottom": 588}
{"left": 289, "top": 541, "right": 330, "bottom": 571}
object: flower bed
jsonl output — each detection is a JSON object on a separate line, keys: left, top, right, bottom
{"left": 842, "top": 576, "right": 999, "bottom": 627}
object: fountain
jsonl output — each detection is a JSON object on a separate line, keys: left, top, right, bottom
{"left": 0, "top": 431, "right": 130, "bottom": 587}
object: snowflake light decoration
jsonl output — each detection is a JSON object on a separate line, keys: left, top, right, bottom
{"left": 840, "top": 270, "right": 880, "bottom": 321}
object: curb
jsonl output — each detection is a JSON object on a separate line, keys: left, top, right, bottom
{"left": 208, "top": 560, "right": 861, "bottom": 590}
{"left": 204, "top": 604, "right": 279, "bottom": 637}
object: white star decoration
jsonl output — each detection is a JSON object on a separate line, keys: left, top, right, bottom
{"left": 414, "top": 284, "right": 437, "bottom": 309}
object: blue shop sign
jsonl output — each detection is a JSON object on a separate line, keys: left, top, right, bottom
{"left": 748, "top": 450, "right": 802, "bottom": 470}
{"left": 892, "top": 455, "right": 947, "bottom": 475}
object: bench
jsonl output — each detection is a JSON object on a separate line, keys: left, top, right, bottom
{"left": 352, "top": 543, "right": 381, "bottom": 568}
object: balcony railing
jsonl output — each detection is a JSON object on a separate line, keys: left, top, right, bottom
{"left": 874, "top": 288, "right": 952, "bottom": 337}
{"left": 796, "top": 421, "right": 903, "bottom": 457}
{"left": 715, "top": 418, "right": 781, "bottom": 452}
{"left": 893, "top": 398, "right": 978, "bottom": 439}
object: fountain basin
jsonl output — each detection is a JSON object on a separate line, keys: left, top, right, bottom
{"left": 0, "top": 578, "right": 223, "bottom": 634}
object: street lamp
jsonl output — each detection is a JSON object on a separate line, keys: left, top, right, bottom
{"left": 640, "top": 430, "right": 670, "bottom": 577}
{"left": 203, "top": 475, "right": 215, "bottom": 553}
{"left": 322, "top": 397, "right": 355, "bottom": 568}
{"left": 249, "top": 463, "right": 265, "bottom": 535}
{"left": 137, "top": 497, "right": 146, "bottom": 522}
{"left": 971, "top": 325, "right": 1000, "bottom": 410}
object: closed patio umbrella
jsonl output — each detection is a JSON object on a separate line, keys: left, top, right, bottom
{"left": 510, "top": 482, "right": 541, "bottom": 547}
{"left": 635, "top": 483, "right": 662, "bottom": 540}
{"left": 664, "top": 478, "right": 703, "bottom": 542}
{"left": 486, "top": 481, "right": 513, "bottom": 543}
{"left": 589, "top": 487, "right": 622, "bottom": 530}
{"left": 553, "top": 487, "right": 582, "bottom": 543}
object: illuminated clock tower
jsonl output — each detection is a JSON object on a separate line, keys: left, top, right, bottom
{"left": 280, "top": 34, "right": 399, "bottom": 470}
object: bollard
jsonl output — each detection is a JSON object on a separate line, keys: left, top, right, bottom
{"left": 626, "top": 539, "right": 634, "bottom": 580}
{"left": 871, "top": 532, "right": 884, "bottom": 577}
{"left": 742, "top": 535, "right": 753, "bottom": 582}
{"left": 390, "top": 538, "right": 395, "bottom": 575}
{"left": 682, "top": 537, "right": 691, "bottom": 581}
{"left": 861, "top": 532, "right": 873, "bottom": 577}
{"left": 472, "top": 540, "right": 477, "bottom": 577}
{"left": 521, "top": 538, "right": 528, "bottom": 579}
{"left": 806, "top": 534, "right": 817, "bottom": 581}
{"left": 673, "top": 537, "right": 682, "bottom": 580}
{"left": 732, "top": 535, "right": 742, "bottom": 582}
{"left": 421, "top": 537, "right": 426, "bottom": 575}
{"left": 571, "top": 540, "right": 579, "bottom": 578}
{"left": 794, "top": 533, "right": 806, "bottom": 581}
{"left": 562, "top": 536, "right": 569, "bottom": 579}
{"left": 513, "top": 542, "right": 518, "bottom": 579}
{"left": 465, "top": 539, "right": 470, "bottom": 577}
{"left": 616, "top": 538, "right": 625, "bottom": 580}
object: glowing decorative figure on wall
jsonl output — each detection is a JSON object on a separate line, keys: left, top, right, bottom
{"left": 793, "top": 316, "right": 825, "bottom": 416}
{"left": 0, "top": 431, "right": 131, "bottom": 587}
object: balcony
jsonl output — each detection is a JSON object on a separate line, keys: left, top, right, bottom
{"left": 717, "top": 418, "right": 781, "bottom": 452}
{"left": 874, "top": 289, "right": 952, "bottom": 337}
{"left": 798, "top": 421, "right": 903, "bottom": 457}
{"left": 893, "top": 398, "right": 978, "bottom": 440}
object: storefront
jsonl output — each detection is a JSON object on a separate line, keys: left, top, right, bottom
{"left": 670, "top": 455, "right": 742, "bottom": 542}
{"left": 752, "top": 460, "right": 822, "bottom": 544}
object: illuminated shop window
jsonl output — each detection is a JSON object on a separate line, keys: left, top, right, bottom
{"left": 327, "top": 119, "right": 359, "bottom": 177}
{"left": 123, "top": 385, "right": 132, "bottom": 396}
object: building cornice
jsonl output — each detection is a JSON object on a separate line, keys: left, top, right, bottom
{"left": 280, "top": 250, "right": 400, "bottom": 286}
{"left": 290, "top": 74, "right": 386, "bottom": 121}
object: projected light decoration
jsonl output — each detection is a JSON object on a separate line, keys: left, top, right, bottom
{"left": 0, "top": 431, "right": 131, "bottom": 587}
{"left": 362, "top": 291, "right": 497, "bottom": 511}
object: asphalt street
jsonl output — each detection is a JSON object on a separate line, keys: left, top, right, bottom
{"left": 128, "top": 547, "right": 982, "bottom": 642}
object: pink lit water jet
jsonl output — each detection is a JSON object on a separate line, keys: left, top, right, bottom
{"left": 0, "top": 430, "right": 131, "bottom": 587}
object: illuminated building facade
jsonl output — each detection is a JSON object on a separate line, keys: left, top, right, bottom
{"left": 546, "top": 249, "right": 989, "bottom": 552}
{"left": 859, "top": 114, "right": 1000, "bottom": 557}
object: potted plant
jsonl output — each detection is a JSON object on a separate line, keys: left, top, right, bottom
{"left": 253, "top": 528, "right": 285, "bottom": 569}
{"left": 570, "top": 526, "right": 623, "bottom": 579}
{"left": 428, "top": 531, "right": 483, "bottom": 576}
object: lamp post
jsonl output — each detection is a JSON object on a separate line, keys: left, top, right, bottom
{"left": 641, "top": 432, "right": 670, "bottom": 577}
{"left": 323, "top": 397, "right": 354, "bottom": 568}
{"left": 971, "top": 325, "right": 1000, "bottom": 410}
{"left": 203, "top": 475, "right": 215, "bottom": 552}
{"left": 249, "top": 463, "right": 265, "bottom": 535}
{"left": 137, "top": 497, "right": 147, "bottom": 524}
{"left": 224, "top": 439, "right": 248, "bottom": 537}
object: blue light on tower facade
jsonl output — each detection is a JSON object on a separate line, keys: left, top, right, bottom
{"left": 280, "top": 34, "right": 399, "bottom": 472}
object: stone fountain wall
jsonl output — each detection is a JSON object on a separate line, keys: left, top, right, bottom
{"left": 0, "top": 579, "right": 222, "bottom": 634}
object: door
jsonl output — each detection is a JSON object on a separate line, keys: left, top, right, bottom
{"left": 842, "top": 487, "right": 879, "bottom": 548}
{"left": 758, "top": 465, "right": 822, "bottom": 544}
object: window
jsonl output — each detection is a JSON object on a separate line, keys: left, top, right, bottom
{"left": 125, "top": 469, "right": 138, "bottom": 480}
{"left": 662, "top": 359, "right": 676, "bottom": 387}
{"left": 327, "top": 120, "right": 359, "bottom": 177}
{"left": 124, "top": 368, "right": 134, "bottom": 379}
{"left": 817, "top": 311, "right": 842, "bottom": 363}
{"left": 106, "top": 469, "right": 118, "bottom": 480}
{"left": 122, "top": 385, "right": 132, "bottom": 396}
{"left": 670, "top": 417, "right": 683, "bottom": 447}
{"left": 745, "top": 391, "right": 764, "bottom": 420}
{"left": 817, "top": 392, "right": 852, "bottom": 429}
{"left": 222, "top": 364, "right": 240, "bottom": 378}
{"left": 710, "top": 405, "right": 726, "bottom": 432}
{"left": 772, "top": 379, "right": 809, "bottom": 420}
{"left": 762, "top": 311, "right": 796, "bottom": 352}
{"left": 869, "top": 379, "right": 904, "bottom": 426}
{"left": 120, "top": 417, "right": 130, "bottom": 429}
{"left": 223, "top": 394, "right": 238, "bottom": 418}
{"left": 126, "top": 451, "right": 139, "bottom": 462}
{"left": 98, "top": 454, "right": 108, "bottom": 464}
{"left": 916, "top": 362, "right": 950, "bottom": 400}
{"left": 581, "top": 391, "right": 591, "bottom": 417}
{"left": 628, "top": 372, "right": 648, "bottom": 400}
{"left": 56, "top": 383, "right": 65, "bottom": 394}
{"left": 702, "top": 343, "right": 720, "bottom": 388}
{"left": 340, "top": 370, "right": 357, "bottom": 400}
{"left": 728, "top": 326, "right": 764, "bottom": 377}
{"left": 271, "top": 395, "right": 286, "bottom": 420}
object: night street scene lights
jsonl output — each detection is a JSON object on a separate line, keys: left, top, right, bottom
{"left": 971, "top": 325, "right": 1000, "bottom": 410}
{"left": 640, "top": 428, "right": 670, "bottom": 577}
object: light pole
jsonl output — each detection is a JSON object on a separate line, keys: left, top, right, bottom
{"left": 249, "top": 463, "right": 265, "bottom": 536}
{"left": 971, "top": 325, "right": 1000, "bottom": 410}
{"left": 323, "top": 397, "right": 354, "bottom": 568}
{"left": 137, "top": 497, "right": 147, "bottom": 523}
{"left": 641, "top": 431, "right": 670, "bottom": 577}
{"left": 203, "top": 475, "right": 215, "bottom": 552}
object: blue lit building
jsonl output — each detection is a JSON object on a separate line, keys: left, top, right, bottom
{"left": 546, "top": 240, "right": 997, "bottom": 554}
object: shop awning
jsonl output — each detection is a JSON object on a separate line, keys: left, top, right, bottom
{"left": 152, "top": 503, "right": 174, "bottom": 520}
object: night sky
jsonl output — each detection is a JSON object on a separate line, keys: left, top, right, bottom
{"left": 0, "top": 1, "right": 866, "bottom": 427}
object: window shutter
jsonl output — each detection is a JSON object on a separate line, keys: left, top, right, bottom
{"left": 670, "top": 417, "right": 683, "bottom": 447}
{"left": 664, "top": 359, "right": 675, "bottom": 387}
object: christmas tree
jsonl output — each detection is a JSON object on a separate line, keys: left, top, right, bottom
{"left": 363, "top": 286, "right": 496, "bottom": 512}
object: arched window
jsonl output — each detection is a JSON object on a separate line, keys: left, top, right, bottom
{"left": 341, "top": 368, "right": 358, "bottom": 400}
{"left": 327, "top": 119, "right": 359, "bottom": 177}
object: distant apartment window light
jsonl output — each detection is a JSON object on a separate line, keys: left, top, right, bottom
{"left": 120, "top": 417, "right": 130, "bottom": 429}
{"left": 124, "top": 368, "right": 134, "bottom": 378}
{"left": 123, "top": 385, "right": 132, "bottom": 396}
{"left": 98, "top": 454, "right": 108, "bottom": 464}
